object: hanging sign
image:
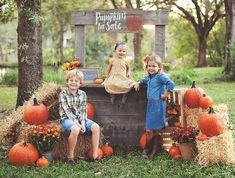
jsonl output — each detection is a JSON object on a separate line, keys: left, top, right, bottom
{"left": 95, "top": 9, "right": 143, "bottom": 33}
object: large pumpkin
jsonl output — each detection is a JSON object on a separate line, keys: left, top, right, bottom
{"left": 198, "top": 107, "right": 224, "bottom": 137}
{"left": 139, "top": 132, "right": 146, "bottom": 149}
{"left": 87, "top": 148, "right": 103, "bottom": 159}
{"left": 101, "top": 143, "right": 113, "bottom": 157}
{"left": 87, "top": 102, "right": 95, "bottom": 120}
{"left": 199, "top": 94, "right": 213, "bottom": 109}
{"left": 8, "top": 142, "right": 39, "bottom": 166}
{"left": 23, "top": 98, "right": 48, "bottom": 125}
{"left": 184, "top": 81, "right": 204, "bottom": 108}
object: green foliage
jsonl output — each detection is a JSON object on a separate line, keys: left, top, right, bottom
{"left": 168, "top": 67, "right": 195, "bottom": 85}
{"left": 0, "top": 68, "right": 17, "bottom": 86}
{"left": 167, "top": 17, "right": 198, "bottom": 67}
{"left": 207, "top": 20, "right": 225, "bottom": 67}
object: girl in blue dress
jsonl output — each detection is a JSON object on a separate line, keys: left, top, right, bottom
{"left": 134, "top": 55, "right": 175, "bottom": 158}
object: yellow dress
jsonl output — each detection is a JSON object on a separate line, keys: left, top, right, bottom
{"left": 103, "top": 57, "right": 135, "bottom": 94}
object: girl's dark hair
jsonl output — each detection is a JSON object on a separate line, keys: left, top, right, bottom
{"left": 114, "top": 41, "right": 126, "bottom": 50}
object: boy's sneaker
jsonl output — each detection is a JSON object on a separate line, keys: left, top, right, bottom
{"left": 93, "top": 157, "right": 102, "bottom": 163}
{"left": 66, "top": 159, "right": 75, "bottom": 166}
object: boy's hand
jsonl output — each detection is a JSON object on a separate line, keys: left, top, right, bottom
{"left": 134, "top": 82, "right": 140, "bottom": 91}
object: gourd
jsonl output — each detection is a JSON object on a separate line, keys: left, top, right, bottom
{"left": 95, "top": 78, "right": 104, "bottom": 84}
{"left": 87, "top": 102, "right": 95, "bottom": 120}
{"left": 197, "top": 133, "right": 208, "bottom": 141}
{"left": 87, "top": 148, "right": 103, "bottom": 159}
{"left": 36, "top": 157, "right": 49, "bottom": 167}
{"left": 139, "top": 132, "right": 146, "bottom": 149}
{"left": 23, "top": 98, "right": 48, "bottom": 125}
{"left": 199, "top": 94, "right": 213, "bottom": 109}
{"left": 184, "top": 81, "right": 204, "bottom": 108}
{"left": 101, "top": 143, "right": 113, "bottom": 157}
{"left": 168, "top": 143, "right": 181, "bottom": 158}
{"left": 8, "top": 142, "right": 39, "bottom": 166}
{"left": 198, "top": 107, "right": 224, "bottom": 137}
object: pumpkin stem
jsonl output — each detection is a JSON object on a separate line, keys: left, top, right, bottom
{"left": 33, "top": 98, "right": 39, "bottom": 106}
{"left": 191, "top": 81, "right": 196, "bottom": 88}
{"left": 208, "top": 107, "right": 215, "bottom": 114}
{"left": 202, "top": 94, "right": 206, "bottom": 97}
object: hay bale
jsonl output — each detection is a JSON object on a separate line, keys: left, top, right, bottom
{"left": 0, "top": 83, "right": 62, "bottom": 145}
{"left": 196, "top": 129, "right": 235, "bottom": 166}
{"left": 184, "top": 106, "right": 203, "bottom": 128}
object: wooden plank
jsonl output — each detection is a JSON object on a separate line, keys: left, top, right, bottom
{"left": 71, "top": 10, "right": 169, "bottom": 25}
{"left": 75, "top": 25, "right": 85, "bottom": 66}
{"left": 155, "top": 25, "right": 165, "bottom": 60}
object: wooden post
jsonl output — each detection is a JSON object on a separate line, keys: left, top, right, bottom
{"left": 75, "top": 25, "right": 85, "bottom": 66}
{"left": 155, "top": 25, "right": 165, "bottom": 60}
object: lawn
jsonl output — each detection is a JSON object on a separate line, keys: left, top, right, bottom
{"left": 0, "top": 67, "right": 235, "bottom": 178}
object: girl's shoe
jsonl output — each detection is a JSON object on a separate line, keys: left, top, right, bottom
{"left": 66, "top": 159, "right": 75, "bottom": 166}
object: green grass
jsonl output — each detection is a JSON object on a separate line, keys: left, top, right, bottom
{"left": 0, "top": 67, "right": 235, "bottom": 177}
{"left": 0, "top": 147, "right": 234, "bottom": 178}
{"left": 0, "top": 86, "right": 17, "bottom": 110}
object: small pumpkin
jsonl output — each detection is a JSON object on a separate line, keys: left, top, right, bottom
{"left": 95, "top": 78, "right": 104, "bottom": 84}
{"left": 174, "top": 154, "right": 182, "bottom": 159}
{"left": 184, "top": 81, "right": 204, "bottom": 108}
{"left": 101, "top": 143, "right": 113, "bottom": 157}
{"left": 23, "top": 98, "right": 48, "bottom": 125}
{"left": 197, "top": 133, "right": 208, "bottom": 141}
{"left": 198, "top": 107, "right": 224, "bottom": 137}
{"left": 168, "top": 143, "right": 181, "bottom": 158}
{"left": 8, "top": 142, "right": 39, "bottom": 166}
{"left": 139, "top": 132, "right": 147, "bottom": 149}
{"left": 87, "top": 102, "right": 95, "bottom": 120}
{"left": 36, "top": 157, "right": 49, "bottom": 167}
{"left": 174, "top": 121, "right": 181, "bottom": 128}
{"left": 199, "top": 94, "right": 213, "bottom": 109}
{"left": 87, "top": 148, "right": 103, "bottom": 160}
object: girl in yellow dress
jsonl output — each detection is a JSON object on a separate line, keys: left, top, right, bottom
{"left": 103, "top": 42, "right": 135, "bottom": 104}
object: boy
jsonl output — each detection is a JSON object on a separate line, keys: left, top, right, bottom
{"left": 59, "top": 69, "right": 101, "bottom": 165}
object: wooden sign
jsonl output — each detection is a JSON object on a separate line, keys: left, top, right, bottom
{"left": 95, "top": 9, "right": 143, "bottom": 33}
{"left": 79, "top": 68, "right": 101, "bottom": 83}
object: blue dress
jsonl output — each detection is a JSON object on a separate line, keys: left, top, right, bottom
{"left": 140, "top": 73, "right": 175, "bottom": 130}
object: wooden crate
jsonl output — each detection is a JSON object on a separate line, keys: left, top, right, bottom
{"left": 159, "top": 127, "right": 175, "bottom": 151}
{"left": 166, "top": 88, "right": 186, "bottom": 127}
{"left": 162, "top": 89, "right": 186, "bottom": 151}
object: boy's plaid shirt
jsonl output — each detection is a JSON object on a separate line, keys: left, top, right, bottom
{"left": 59, "top": 88, "right": 87, "bottom": 123}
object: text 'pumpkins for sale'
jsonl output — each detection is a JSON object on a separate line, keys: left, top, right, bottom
{"left": 184, "top": 81, "right": 204, "bottom": 108}
{"left": 23, "top": 98, "right": 48, "bottom": 125}
{"left": 8, "top": 142, "right": 39, "bottom": 166}
{"left": 198, "top": 107, "right": 224, "bottom": 137}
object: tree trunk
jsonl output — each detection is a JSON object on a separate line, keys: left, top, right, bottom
{"left": 224, "top": 0, "right": 233, "bottom": 74}
{"left": 133, "top": 32, "right": 143, "bottom": 63}
{"left": 197, "top": 37, "right": 207, "bottom": 67}
{"left": 16, "top": 0, "right": 42, "bottom": 107}
{"left": 58, "top": 17, "right": 65, "bottom": 65}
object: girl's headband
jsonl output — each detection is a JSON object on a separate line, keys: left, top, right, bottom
{"left": 114, "top": 41, "right": 126, "bottom": 50}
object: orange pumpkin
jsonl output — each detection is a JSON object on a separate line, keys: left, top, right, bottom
{"left": 101, "top": 143, "right": 113, "bottom": 157}
{"left": 184, "top": 81, "right": 203, "bottom": 108}
{"left": 87, "top": 148, "right": 103, "bottom": 159}
{"left": 199, "top": 94, "right": 213, "bottom": 109}
{"left": 95, "top": 78, "right": 104, "bottom": 84}
{"left": 197, "top": 133, "right": 208, "bottom": 141}
{"left": 87, "top": 102, "right": 95, "bottom": 120}
{"left": 139, "top": 132, "right": 147, "bottom": 149}
{"left": 23, "top": 98, "right": 48, "bottom": 125}
{"left": 8, "top": 142, "right": 39, "bottom": 166}
{"left": 174, "top": 121, "right": 181, "bottom": 127}
{"left": 168, "top": 143, "right": 181, "bottom": 158}
{"left": 36, "top": 157, "right": 49, "bottom": 167}
{"left": 198, "top": 107, "right": 224, "bottom": 137}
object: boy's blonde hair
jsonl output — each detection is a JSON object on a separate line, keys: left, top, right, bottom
{"left": 143, "top": 55, "right": 163, "bottom": 72}
{"left": 66, "top": 69, "right": 84, "bottom": 83}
